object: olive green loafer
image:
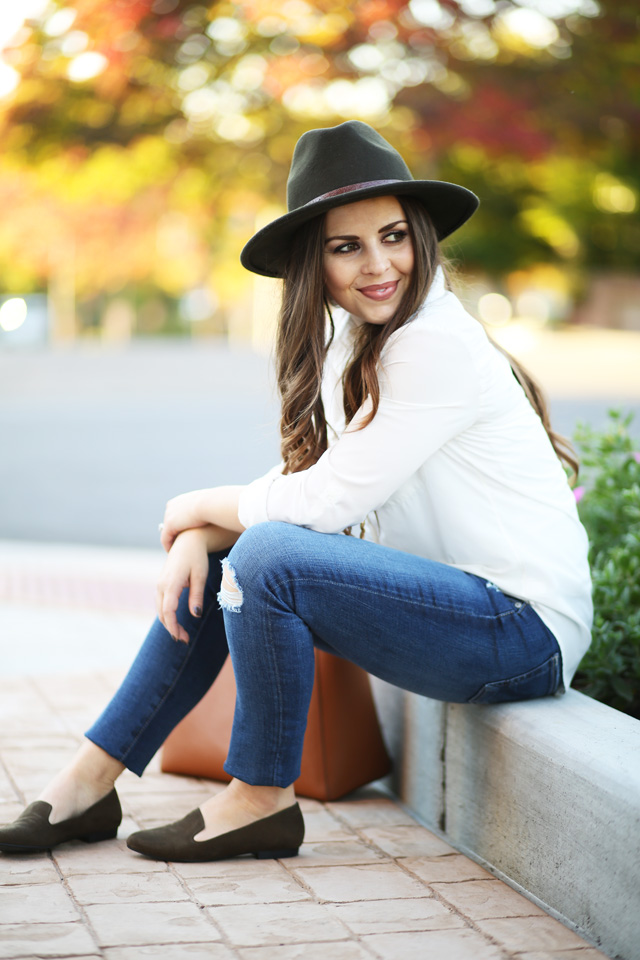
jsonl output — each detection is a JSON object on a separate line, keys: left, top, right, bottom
{"left": 127, "top": 802, "right": 305, "bottom": 862}
{"left": 0, "top": 789, "right": 122, "bottom": 853}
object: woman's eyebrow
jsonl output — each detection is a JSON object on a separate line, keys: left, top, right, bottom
{"left": 324, "top": 220, "right": 408, "bottom": 244}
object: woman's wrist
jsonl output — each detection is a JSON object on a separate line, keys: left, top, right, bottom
{"left": 201, "top": 523, "right": 241, "bottom": 553}
{"left": 199, "top": 486, "right": 245, "bottom": 534}
{"left": 174, "top": 523, "right": 239, "bottom": 553}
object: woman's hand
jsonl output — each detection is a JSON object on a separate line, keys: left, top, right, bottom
{"left": 160, "top": 486, "right": 245, "bottom": 553}
{"left": 160, "top": 490, "right": 209, "bottom": 553}
{"left": 156, "top": 527, "right": 211, "bottom": 643}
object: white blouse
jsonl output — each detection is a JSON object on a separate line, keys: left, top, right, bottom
{"left": 238, "top": 268, "right": 593, "bottom": 689}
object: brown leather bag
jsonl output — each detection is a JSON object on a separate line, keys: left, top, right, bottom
{"left": 161, "top": 649, "right": 391, "bottom": 801}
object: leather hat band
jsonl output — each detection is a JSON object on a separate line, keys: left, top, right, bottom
{"left": 304, "top": 179, "right": 404, "bottom": 208}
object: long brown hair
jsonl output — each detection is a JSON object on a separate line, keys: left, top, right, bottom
{"left": 276, "top": 196, "right": 578, "bottom": 479}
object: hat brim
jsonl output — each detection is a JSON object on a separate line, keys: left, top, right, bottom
{"left": 240, "top": 180, "right": 479, "bottom": 278}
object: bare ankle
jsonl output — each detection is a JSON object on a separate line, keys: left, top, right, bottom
{"left": 71, "top": 740, "right": 125, "bottom": 790}
{"left": 39, "top": 741, "right": 125, "bottom": 823}
{"left": 227, "top": 779, "right": 295, "bottom": 816}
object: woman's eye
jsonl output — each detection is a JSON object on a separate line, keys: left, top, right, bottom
{"left": 334, "top": 242, "right": 359, "bottom": 254}
{"left": 384, "top": 230, "right": 408, "bottom": 243}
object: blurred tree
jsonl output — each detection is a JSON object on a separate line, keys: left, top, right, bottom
{"left": 0, "top": 0, "right": 637, "bottom": 320}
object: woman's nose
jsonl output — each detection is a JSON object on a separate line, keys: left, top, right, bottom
{"left": 361, "top": 245, "right": 389, "bottom": 275}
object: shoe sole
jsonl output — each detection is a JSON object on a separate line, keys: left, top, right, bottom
{"left": 0, "top": 828, "right": 118, "bottom": 854}
{"left": 254, "top": 848, "right": 299, "bottom": 859}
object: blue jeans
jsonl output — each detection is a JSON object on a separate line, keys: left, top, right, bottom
{"left": 86, "top": 522, "right": 563, "bottom": 786}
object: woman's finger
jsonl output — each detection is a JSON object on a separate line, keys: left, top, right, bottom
{"left": 162, "top": 587, "right": 189, "bottom": 643}
{"left": 188, "top": 564, "right": 208, "bottom": 618}
{"left": 160, "top": 527, "right": 175, "bottom": 553}
{"left": 155, "top": 582, "right": 165, "bottom": 624}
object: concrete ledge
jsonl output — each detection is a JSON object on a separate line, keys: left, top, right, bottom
{"left": 371, "top": 681, "right": 640, "bottom": 960}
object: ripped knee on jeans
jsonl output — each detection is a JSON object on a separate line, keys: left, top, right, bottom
{"left": 218, "top": 558, "right": 243, "bottom": 613}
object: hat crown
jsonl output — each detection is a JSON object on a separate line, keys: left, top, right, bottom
{"left": 286, "top": 121, "right": 413, "bottom": 213}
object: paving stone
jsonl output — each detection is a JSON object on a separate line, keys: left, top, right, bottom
{"left": 114, "top": 816, "right": 139, "bottom": 840}
{"left": 84, "top": 900, "right": 220, "bottom": 947}
{"left": 66, "top": 870, "right": 190, "bottom": 904}
{"left": 105, "top": 946, "right": 235, "bottom": 960}
{"left": 30, "top": 673, "right": 118, "bottom": 715}
{"left": 121, "top": 791, "right": 214, "bottom": 823}
{"left": 0, "top": 802, "right": 24, "bottom": 821}
{"left": 117, "top": 772, "right": 216, "bottom": 796}
{"left": 115, "top": 769, "right": 177, "bottom": 792}
{"left": 327, "top": 798, "right": 417, "bottom": 829}
{"left": 301, "top": 809, "right": 356, "bottom": 842}
{"left": 171, "top": 856, "right": 286, "bottom": 880}
{"left": 327, "top": 897, "right": 465, "bottom": 935}
{"left": 296, "top": 796, "right": 324, "bottom": 813}
{"left": 401, "top": 853, "right": 493, "bottom": 884}
{"left": 0, "top": 853, "right": 60, "bottom": 884}
{"left": 1, "top": 747, "right": 77, "bottom": 779}
{"left": 292, "top": 839, "right": 387, "bottom": 867}
{"left": 237, "top": 943, "right": 372, "bottom": 960}
{"left": 0, "top": 881, "right": 80, "bottom": 923}
{"left": 476, "top": 917, "right": 595, "bottom": 952}
{"left": 362, "top": 928, "right": 505, "bottom": 960}
{"left": 432, "top": 878, "right": 546, "bottom": 920}
{"left": 516, "top": 950, "right": 610, "bottom": 959}
{"left": 209, "top": 901, "right": 349, "bottom": 946}
{"left": 291, "top": 862, "right": 429, "bottom": 902}
{"left": 360, "top": 824, "right": 457, "bottom": 858}
{"left": 0, "top": 922, "right": 98, "bottom": 959}
{"left": 185, "top": 861, "right": 310, "bottom": 906}
{"left": 0, "top": 767, "right": 19, "bottom": 804}
{"left": 54, "top": 838, "right": 169, "bottom": 875}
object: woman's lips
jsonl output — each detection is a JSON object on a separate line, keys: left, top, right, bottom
{"left": 358, "top": 280, "right": 399, "bottom": 301}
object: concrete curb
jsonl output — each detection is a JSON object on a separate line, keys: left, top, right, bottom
{"left": 372, "top": 681, "right": 640, "bottom": 960}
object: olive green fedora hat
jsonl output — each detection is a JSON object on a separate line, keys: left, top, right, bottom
{"left": 240, "top": 120, "right": 479, "bottom": 278}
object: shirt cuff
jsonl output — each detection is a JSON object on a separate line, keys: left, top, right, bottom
{"left": 237, "top": 464, "right": 283, "bottom": 529}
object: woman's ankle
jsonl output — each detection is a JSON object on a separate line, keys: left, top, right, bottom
{"left": 38, "top": 741, "right": 125, "bottom": 823}
{"left": 224, "top": 778, "right": 296, "bottom": 817}
{"left": 70, "top": 739, "right": 126, "bottom": 788}
{"left": 195, "top": 779, "right": 296, "bottom": 842}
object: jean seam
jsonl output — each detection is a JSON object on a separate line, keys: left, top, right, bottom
{"left": 262, "top": 604, "right": 287, "bottom": 785}
{"left": 273, "top": 575, "right": 526, "bottom": 622}
{"left": 117, "top": 602, "right": 221, "bottom": 764}
{"left": 468, "top": 651, "right": 560, "bottom": 704}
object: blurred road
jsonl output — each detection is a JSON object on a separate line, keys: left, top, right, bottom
{"left": 0, "top": 340, "right": 280, "bottom": 548}
{"left": 1, "top": 330, "right": 639, "bottom": 548}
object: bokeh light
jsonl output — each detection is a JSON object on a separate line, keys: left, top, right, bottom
{"left": 0, "top": 297, "right": 28, "bottom": 332}
{"left": 478, "top": 293, "right": 513, "bottom": 326}
{"left": 67, "top": 52, "right": 108, "bottom": 82}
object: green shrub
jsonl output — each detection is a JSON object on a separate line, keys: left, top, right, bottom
{"left": 570, "top": 411, "right": 640, "bottom": 719}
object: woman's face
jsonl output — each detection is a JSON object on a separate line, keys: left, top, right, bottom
{"left": 323, "top": 195, "right": 414, "bottom": 325}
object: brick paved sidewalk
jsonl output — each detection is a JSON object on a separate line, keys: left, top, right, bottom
{"left": 0, "top": 670, "right": 608, "bottom": 960}
{"left": 0, "top": 540, "right": 609, "bottom": 959}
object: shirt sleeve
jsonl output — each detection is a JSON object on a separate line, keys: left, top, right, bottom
{"left": 237, "top": 321, "right": 480, "bottom": 533}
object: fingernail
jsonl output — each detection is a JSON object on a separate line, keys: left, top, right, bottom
{"left": 194, "top": 606, "right": 202, "bottom": 617}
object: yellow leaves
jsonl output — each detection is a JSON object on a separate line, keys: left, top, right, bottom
{"left": 492, "top": 7, "right": 559, "bottom": 57}
{"left": 592, "top": 173, "right": 637, "bottom": 214}
{"left": 169, "top": 167, "right": 210, "bottom": 209}
{"left": 519, "top": 205, "right": 581, "bottom": 258}
{"left": 47, "top": 137, "right": 178, "bottom": 206}
{"left": 294, "top": 12, "right": 352, "bottom": 46}
{"left": 238, "top": 0, "right": 353, "bottom": 45}
{"left": 67, "top": 97, "right": 115, "bottom": 129}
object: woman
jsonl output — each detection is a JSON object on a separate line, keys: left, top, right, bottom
{"left": 0, "top": 121, "right": 592, "bottom": 862}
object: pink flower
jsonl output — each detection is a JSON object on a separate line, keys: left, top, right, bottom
{"left": 573, "top": 486, "right": 585, "bottom": 503}
{"left": 633, "top": 452, "right": 640, "bottom": 463}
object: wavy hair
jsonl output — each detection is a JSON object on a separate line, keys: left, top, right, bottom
{"left": 276, "top": 197, "right": 578, "bottom": 480}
